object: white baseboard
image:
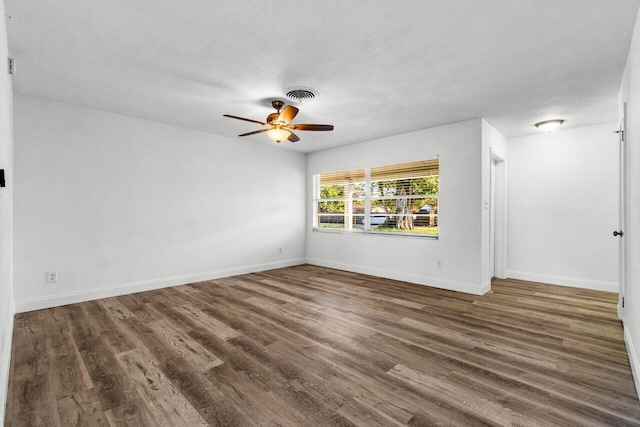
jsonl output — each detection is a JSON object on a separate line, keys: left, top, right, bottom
{"left": 506, "top": 270, "right": 619, "bottom": 293}
{"left": 624, "top": 326, "right": 640, "bottom": 402}
{"left": 0, "top": 299, "right": 15, "bottom": 426}
{"left": 306, "top": 258, "right": 488, "bottom": 295}
{"left": 15, "top": 258, "right": 306, "bottom": 313}
{"left": 480, "top": 280, "right": 492, "bottom": 294}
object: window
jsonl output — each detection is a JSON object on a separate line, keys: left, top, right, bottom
{"left": 314, "top": 159, "right": 439, "bottom": 237}
{"left": 314, "top": 168, "right": 366, "bottom": 232}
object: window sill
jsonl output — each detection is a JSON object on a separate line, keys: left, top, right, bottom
{"left": 312, "top": 228, "right": 438, "bottom": 240}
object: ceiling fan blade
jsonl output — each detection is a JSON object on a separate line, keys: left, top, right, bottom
{"left": 287, "top": 131, "right": 300, "bottom": 142}
{"left": 291, "top": 124, "right": 334, "bottom": 131}
{"left": 223, "top": 114, "right": 266, "bottom": 125}
{"left": 238, "top": 128, "right": 269, "bottom": 137}
{"left": 278, "top": 105, "right": 299, "bottom": 124}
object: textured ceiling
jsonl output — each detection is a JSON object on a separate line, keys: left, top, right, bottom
{"left": 4, "top": 1, "right": 639, "bottom": 153}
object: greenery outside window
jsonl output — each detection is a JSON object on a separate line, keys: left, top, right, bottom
{"left": 314, "top": 159, "right": 439, "bottom": 237}
{"left": 314, "top": 168, "right": 366, "bottom": 232}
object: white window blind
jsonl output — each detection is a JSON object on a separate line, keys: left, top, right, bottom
{"left": 314, "top": 159, "right": 439, "bottom": 237}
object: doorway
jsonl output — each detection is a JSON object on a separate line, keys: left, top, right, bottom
{"left": 490, "top": 150, "right": 506, "bottom": 279}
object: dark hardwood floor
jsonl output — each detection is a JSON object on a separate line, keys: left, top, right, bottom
{"left": 5, "top": 265, "right": 640, "bottom": 426}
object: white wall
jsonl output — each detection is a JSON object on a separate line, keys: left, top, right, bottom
{"left": 506, "top": 123, "right": 619, "bottom": 292}
{"left": 620, "top": 9, "right": 640, "bottom": 400}
{"left": 13, "top": 95, "right": 307, "bottom": 312}
{"left": 306, "top": 119, "right": 489, "bottom": 295}
{"left": 0, "top": 0, "right": 14, "bottom": 423}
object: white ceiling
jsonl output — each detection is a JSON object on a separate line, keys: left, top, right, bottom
{"left": 4, "top": 1, "right": 639, "bottom": 153}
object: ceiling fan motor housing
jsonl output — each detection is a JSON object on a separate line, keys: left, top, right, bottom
{"left": 266, "top": 112, "right": 280, "bottom": 124}
{"left": 271, "top": 100, "right": 285, "bottom": 111}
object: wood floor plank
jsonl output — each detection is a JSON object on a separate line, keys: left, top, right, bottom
{"left": 146, "top": 318, "right": 223, "bottom": 372}
{"left": 116, "top": 293, "right": 165, "bottom": 323}
{"left": 174, "top": 304, "right": 242, "bottom": 340}
{"left": 6, "top": 265, "right": 640, "bottom": 426}
{"left": 10, "top": 311, "right": 49, "bottom": 383}
{"left": 80, "top": 300, "right": 137, "bottom": 354}
{"left": 66, "top": 305, "right": 160, "bottom": 425}
{"left": 65, "top": 305, "right": 130, "bottom": 411}
{"left": 157, "top": 356, "right": 255, "bottom": 426}
{"left": 389, "top": 363, "right": 547, "bottom": 427}
{"left": 116, "top": 348, "right": 208, "bottom": 426}
{"left": 56, "top": 389, "right": 108, "bottom": 427}
{"left": 9, "top": 373, "right": 61, "bottom": 427}
{"left": 44, "top": 329, "right": 93, "bottom": 400}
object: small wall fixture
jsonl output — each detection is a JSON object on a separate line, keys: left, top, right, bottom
{"left": 535, "top": 119, "right": 564, "bottom": 132}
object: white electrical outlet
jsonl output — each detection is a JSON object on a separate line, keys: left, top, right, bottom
{"left": 46, "top": 271, "right": 58, "bottom": 283}
{"left": 436, "top": 260, "right": 443, "bottom": 269}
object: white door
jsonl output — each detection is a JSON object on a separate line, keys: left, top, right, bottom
{"left": 617, "top": 102, "right": 628, "bottom": 321}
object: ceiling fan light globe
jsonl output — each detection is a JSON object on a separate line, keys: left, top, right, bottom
{"left": 267, "top": 128, "right": 291, "bottom": 143}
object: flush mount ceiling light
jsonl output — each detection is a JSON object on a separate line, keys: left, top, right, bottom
{"left": 535, "top": 119, "right": 564, "bottom": 132}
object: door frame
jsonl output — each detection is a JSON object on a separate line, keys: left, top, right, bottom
{"left": 618, "top": 102, "right": 628, "bottom": 322}
{"left": 490, "top": 149, "right": 507, "bottom": 279}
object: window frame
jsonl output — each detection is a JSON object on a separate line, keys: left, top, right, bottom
{"left": 313, "top": 159, "right": 439, "bottom": 238}
{"left": 313, "top": 169, "right": 367, "bottom": 232}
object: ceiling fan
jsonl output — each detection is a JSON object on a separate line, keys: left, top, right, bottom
{"left": 224, "top": 100, "right": 334, "bottom": 143}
